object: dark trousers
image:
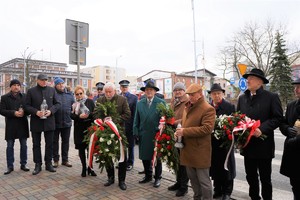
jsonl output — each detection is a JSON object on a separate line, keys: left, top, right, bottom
{"left": 106, "top": 156, "right": 127, "bottom": 182}
{"left": 53, "top": 127, "right": 71, "bottom": 163}
{"left": 142, "top": 159, "right": 162, "bottom": 180}
{"left": 290, "top": 178, "right": 300, "bottom": 200}
{"left": 126, "top": 132, "right": 134, "bottom": 166}
{"left": 78, "top": 147, "right": 87, "bottom": 171}
{"left": 32, "top": 131, "right": 54, "bottom": 165}
{"left": 6, "top": 138, "right": 27, "bottom": 168}
{"left": 175, "top": 149, "right": 189, "bottom": 190}
{"left": 244, "top": 157, "right": 272, "bottom": 200}
{"left": 213, "top": 179, "right": 234, "bottom": 195}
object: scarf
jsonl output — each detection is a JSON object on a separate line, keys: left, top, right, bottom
{"left": 72, "top": 98, "right": 89, "bottom": 115}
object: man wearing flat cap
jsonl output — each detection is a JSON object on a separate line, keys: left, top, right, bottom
{"left": 237, "top": 68, "right": 283, "bottom": 200}
{"left": 175, "top": 83, "right": 216, "bottom": 199}
{"left": 208, "top": 83, "right": 236, "bottom": 200}
{"left": 25, "top": 73, "right": 61, "bottom": 175}
{"left": 279, "top": 78, "right": 300, "bottom": 199}
{"left": 119, "top": 80, "right": 138, "bottom": 171}
{"left": 93, "top": 82, "right": 105, "bottom": 102}
{"left": 0, "top": 79, "right": 30, "bottom": 175}
{"left": 133, "top": 81, "right": 166, "bottom": 188}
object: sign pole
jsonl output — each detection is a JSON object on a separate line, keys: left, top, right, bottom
{"left": 77, "top": 22, "right": 80, "bottom": 85}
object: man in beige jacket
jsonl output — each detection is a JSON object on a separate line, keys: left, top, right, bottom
{"left": 175, "top": 83, "right": 216, "bottom": 200}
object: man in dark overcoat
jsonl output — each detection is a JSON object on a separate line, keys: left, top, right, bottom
{"left": 0, "top": 79, "right": 30, "bottom": 175}
{"left": 237, "top": 68, "right": 283, "bottom": 200}
{"left": 279, "top": 78, "right": 300, "bottom": 199}
{"left": 25, "top": 74, "right": 61, "bottom": 175}
{"left": 209, "top": 83, "right": 236, "bottom": 200}
{"left": 133, "top": 81, "right": 166, "bottom": 188}
{"left": 95, "top": 82, "right": 131, "bottom": 190}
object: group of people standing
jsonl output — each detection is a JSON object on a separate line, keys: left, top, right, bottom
{"left": 0, "top": 68, "right": 299, "bottom": 200}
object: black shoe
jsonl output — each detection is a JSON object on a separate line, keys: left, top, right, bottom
{"left": 153, "top": 179, "right": 161, "bottom": 188}
{"left": 176, "top": 189, "right": 188, "bottom": 197}
{"left": 139, "top": 176, "right": 152, "bottom": 183}
{"left": 222, "top": 194, "right": 231, "bottom": 200}
{"left": 213, "top": 191, "right": 222, "bottom": 199}
{"left": 20, "top": 165, "right": 30, "bottom": 172}
{"left": 4, "top": 168, "right": 14, "bottom": 175}
{"left": 138, "top": 170, "right": 145, "bottom": 174}
{"left": 45, "top": 164, "right": 56, "bottom": 172}
{"left": 104, "top": 177, "right": 115, "bottom": 186}
{"left": 119, "top": 181, "right": 127, "bottom": 190}
{"left": 168, "top": 183, "right": 180, "bottom": 191}
{"left": 126, "top": 165, "right": 133, "bottom": 171}
{"left": 87, "top": 167, "right": 97, "bottom": 176}
{"left": 81, "top": 167, "right": 87, "bottom": 177}
{"left": 32, "top": 164, "right": 42, "bottom": 175}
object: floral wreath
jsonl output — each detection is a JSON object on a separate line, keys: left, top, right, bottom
{"left": 152, "top": 103, "right": 179, "bottom": 174}
{"left": 84, "top": 101, "right": 128, "bottom": 172}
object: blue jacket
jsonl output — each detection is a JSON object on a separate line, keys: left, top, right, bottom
{"left": 55, "top": 88, "right": 75, "bottom": 128}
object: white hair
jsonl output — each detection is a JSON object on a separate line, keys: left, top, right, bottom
{"left": 103, "top": 82, "right": 116, "bottom": 91}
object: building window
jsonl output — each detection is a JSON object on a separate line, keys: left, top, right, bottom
{"left": 82, "top": 79, "right": 88, "bottom": 88}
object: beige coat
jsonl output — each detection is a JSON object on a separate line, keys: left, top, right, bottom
{"left": 180, "top": 97, "right": 216, "bottom": 168}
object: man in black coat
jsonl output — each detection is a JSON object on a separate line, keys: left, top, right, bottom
{"left": 279, "top": 78, "right": 300, "bottom": 199}
{"left": 25, "top": 74, "right": 61, "bottom": 175}
{"left": 209, "top": 83, "right": 236, "bottom": 200}
{"left": 237, "top": 68, "right": 283, "bottom": 200}
{"left": 0, "top": 79, "right": 30, "bottom": 175}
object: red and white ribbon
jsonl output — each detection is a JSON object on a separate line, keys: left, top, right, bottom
{"left": 152, "top": 116, "right": 165, "bottom": 168}
{"left": 88, "top": 132, "right": 98, "bottom": 169}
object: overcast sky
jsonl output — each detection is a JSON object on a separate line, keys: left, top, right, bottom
{"left": 1, "top": 0, "right": 300, "bottom": 77}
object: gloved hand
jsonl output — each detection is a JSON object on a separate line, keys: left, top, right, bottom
{"left": 287, "top": 127, "right": 297, "bottom": 138}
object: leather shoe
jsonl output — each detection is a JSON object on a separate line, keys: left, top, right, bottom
{"left": 213, "top": 191, "right": 222, "bottom": 199}
{"left": 222, "top": 194, "right": 231, "bottom": 200}
{"left": 176, "top": 189, "right": 188, "bottom": 197}
{"left": 20, "top": 165, "right": 30, "bottom": 172}
{"left": 126, "top": 165, "right": 133, "bottom": 171}
{"left": 32, "top": 164, "right": 42, "bottom": 175}
{"left": 138, "top": 170, "right": 145, "bottom": 174}
{"left": 119, "top": 181, "right": 127, "bottom": 190}
{"left": 62, "top": 162, "right": 72, "bottom": 167}
{"left": 153, "top": 179, "right": 161, "bottom": 188}
{"left": 53, "top": 161, "right": 58, "bottom": 168}
{"left": 104, "top": 177, "right": 115, "bottom": 186}
{"left": 46, "top": 164, "right": 56, "bottom": 172}
{"left": 168, "top": 183, "right": 180, "bottom": 191}
{"left": 139, "top": 176, "right": 152, "bottom": 183}
{"left": 4, "top": 168, "right": 14, "bottom": 175}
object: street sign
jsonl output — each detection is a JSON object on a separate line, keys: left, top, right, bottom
{"left": 239, "top": 78, "right": 247, "bottom": 92}
{"left": 69, "top": 46, "right": 86, "bottom": 66}
{"left": 237, "top": 64, "right": 247, "bottom": 76}
{"left": 66, "top": 19, "right": 89, "bottom": 47}
{"left": 230, "top": 77, "right": 235, "bottom": 85}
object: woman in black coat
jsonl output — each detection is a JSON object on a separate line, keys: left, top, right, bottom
{"left": 209, "top": 84, "right": 236, "bottom": 200}
{"left": 71, "top": 85, "right": 96, "bottom": 177}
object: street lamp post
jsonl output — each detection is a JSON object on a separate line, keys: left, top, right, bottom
{"left": 115, "top": 55, "right": 122, "bottom": 84}
{"left": 23, "top": 47, "right": 29, "bottom": 92}
{"left": 191, "top": 0, "right": 198, "bottom": 83}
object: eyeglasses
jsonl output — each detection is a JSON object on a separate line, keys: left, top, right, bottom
{"left": 75, "top": 93, "right": 83, "bottom": 96}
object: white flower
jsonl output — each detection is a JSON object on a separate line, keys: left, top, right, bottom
{"left": 160, "top": 148, "right": 164, "bottom": 152}
{"left": 100, "top": 150, "right": 103, "bottom": 153}
{"left": 168, "top": 152, "right": 171, "bottom": 156}
{"left": 99, "top": 137, "right": 104, "bottom": 142}
{"left": 115, "top": 140, "right": 119, "bottom": 144}
{"left": 111, "top": 134, "right": 115, "bottom": 138}
{"left": 167, "top": 141, "right": 170, "bottom": 144}
{"left": 105, "top": 148, "right": 109, "bottom": 152}
{"left": 101, "top": 160, "right": 105, "bottom": 163}
{"left": 107, "top": 140, "right": 112, "bottom": 145}
{"left": 164, "top": 156, "right": 168, "bottom": 160}
{"left": 170, "top": 162, "right": 173, "bottom": 166}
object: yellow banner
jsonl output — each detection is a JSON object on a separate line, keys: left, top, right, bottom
{"left": 237, "top": 64, "right": 247, "bottom": 76}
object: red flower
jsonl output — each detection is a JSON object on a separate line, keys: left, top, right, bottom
{"left": 93, "top": 125, "right": 97, "bottom": 131}
{"left": 100, "top": 125, "right": 105, "bottom": 131}
{"left": 166, "top": 135, "right": 171, "bottom": 140}
{"left": 166, "top": 145, "right": 172, "bottom": 150}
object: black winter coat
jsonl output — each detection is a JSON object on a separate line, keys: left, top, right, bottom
{"left": 54, "top": 89, "right": 75, "bottom": 128}
{"left": 71, "top": 98, "right": 95, "bottom": 149}
{"left": 279, "top": 99, "right": 300, "bottom": 179}
{"left": 25, "top": 85, "right": 61, "bottom": 132}
{"left": 237, "top": 87, "right": 283, "bottom": 159}
{"left": 0, "top": 92, "right": 29, "bottom": 140}
{"left": 210, "top": 99, "right": 236, "bottom": 180}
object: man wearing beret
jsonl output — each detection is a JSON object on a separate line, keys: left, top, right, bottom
{"left": 237, "top": 68, "right": 283, "bottom": 200}
{"left": 175, "top": 83, "right": 215, "bottom": 200}
{"left": 25, "top": 73, "right": 61, "bottom": 175}
{"left": 119, "top": 80, "right": 138, "bottom": 171}
{"left": 52, "top": 77, "right": 75, "bottom": 168}
{"left": 208, "top": 83, "right": 236, "bottom": 200}
{"left": 0, "top": 79, "right": 30, "bottom": 175}
{"left": 279, "top": 78, "right": 300, "bottom": 199}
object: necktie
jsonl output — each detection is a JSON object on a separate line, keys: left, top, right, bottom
{"left": 148, "top": 100, "right": 152, "bottom": 108}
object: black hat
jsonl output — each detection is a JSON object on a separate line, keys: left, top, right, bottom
{"left": 141, "top": 81, "right": 159, "bottom": 92}
{"left": 37, "top": 74, "right": 48, "bottom": 80}
{"left": 119, "top": 80, "right": 130, "bottom": 87}
{"left": 10, "top": 79, "right": 21, "bottom": 87}
{"left": 208, "top": 83, "right": 225, "bottom": 94}
{"left": 96, "top": 82, "right": 105, "bottom": 90}
{"left": 292, "top": 78, "right": 300, "bottom": 85}
{"left": 242, "top": 68, "right": 269, "bottom": 84}
{"left": 144, "top": 78, "right": 155, "bottom": 85}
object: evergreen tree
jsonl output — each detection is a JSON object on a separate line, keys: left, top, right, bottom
{"left": 269, "top": 31, "right": 294, "bottom": 108}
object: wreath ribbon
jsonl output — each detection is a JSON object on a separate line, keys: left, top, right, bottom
{"left": 88, "top": 132, "right": 98, "bottom": 169}
{"left": 152, "top": 116, "right": 165, "bottom": 168}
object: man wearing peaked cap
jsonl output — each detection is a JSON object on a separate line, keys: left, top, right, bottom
{"left": 93, "top": 82, "right": 105, "bottom": 102}
{"left": 119, "top": 80, "right": 138, "bottom": 171}
{"left": 237, "top": 68, "right": 283, "bottom": 199}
